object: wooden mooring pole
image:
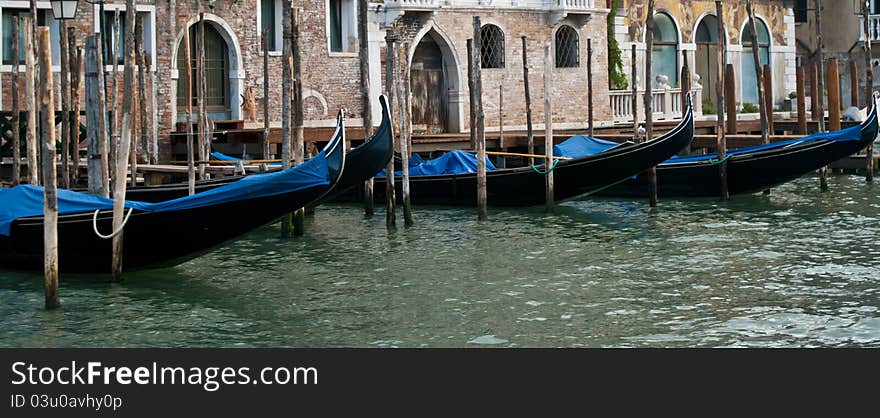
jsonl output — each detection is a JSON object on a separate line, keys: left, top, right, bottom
{"left": 358, "top": 0, "right": 375, "bottom": 215}
{"left": 37, "top": 27, "right": 59, "bottom": 309}
{"left": 681, "top": 50, "right": 690, "bottom": 118}
{"left": 60, "top": 21, "right": 70, "bottom": 189}
{"left": 197, "top": 13, "right": 208, "bottom": 181}
{"left": 184, "top": 29, "right": 195, "bottom": 196}
{"left": 715, "top": 0, "right": 728, "bottom": 200}
{"left": 384, "top": 31, "right": 397, "bottom": 228}
{"left": 474, "top": 17, "right": 488, "bottom": 220}
{"left": 499, "top": 84, "right": 504, "bottom": 149}
{"left": 110, "top": 9, "right": 120, "bottom": 185}
{"left": 522, "top": 36, "right": 534, "bottom": 164}
{"left": 467, "top": 39, "right": 476, "bottom": 152}
{"left": 645, "top": 0, "right": 657, "bottom": 207}
{"left": 84, "top": 35, "right": 109, "bottom": 197}
{"left": 280, "top": 2, "right": 293, "bottom": 236}
{"left": 632, "top": 44, "right": 638, "bottom": 143}
{"left": 111, "top": 0, "right": 137, "bottom": 282}
{"left": 811, "top": 60, "right": 820, "bottom": 122}
{"left": 815, "top": 0, "right": 828, "bottom": 190}
{"left": 543, "top": 42, "right": 554, "bottom": 212}
{"left": 747, "top": 0, "right": 769, "bottom": 146}
{"left": 587, "top": 38, "right": 594, "bottom": 138}
{"left": 262, "top": 30, "right": 271, "bottom": 161}
{"left": 796, "top": 65, "right": 807, "bottom": 135}
{"left": 292, "top": 7, "right": 306, "bottom": 236}
{"left": 725, "top": 64, "right": 737, "bottom": 134}
{"left": 763, "top": 63, "right": 774, "bottom": 135}
{"left": 24, "top": 19, "right": 39, "bottom": 185}
{"left": 864, "top": 1, "right": 875, "bottom": 183}
{"left": 747, "top": 0, "right": 770, "bottom": 194}
{"left": 851, "top": 60, "right": 860, "bottom": 108}
{"left": 399, "top": 41, "right": 414, "bottom": 226}
{"left": 136, "top": 15, "right": 149, "bottom": 166}
{"left": 827, "top": 58, "right": 841, "bottom": 132}
{"left": 11, "top": 16, "right": 20, "bottom": 186}
{"left": 69, "top": 28, "right": 82, "bottom": 186}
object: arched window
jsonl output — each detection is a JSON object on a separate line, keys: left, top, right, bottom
{"left": 741, "top": 18, "right": 770, "bottom": 105}
{"left": 555, "top": 25, "right": 579, "bottom": 68}
{"left": 695, "top": 15, "right": 720, "bottom": 106}
{"left": 651, "top": 12, "right": 679, "bottom": 87}
{"left": 480, "top": 24, "right": 504, "bottom": 68}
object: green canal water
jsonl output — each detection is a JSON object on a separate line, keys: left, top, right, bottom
{"left": 1, "top": 175, "right": 879, "bottom": 348}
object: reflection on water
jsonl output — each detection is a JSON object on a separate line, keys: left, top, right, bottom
{"left": 1, "top": 175, "right": 878, "bottom": 348}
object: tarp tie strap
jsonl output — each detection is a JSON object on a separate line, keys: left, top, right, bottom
{"left": 530, "top": 159, "right": 560, "bottom": 175}
{"left": 92, "top": 208, "right": 134, "bottom": 240}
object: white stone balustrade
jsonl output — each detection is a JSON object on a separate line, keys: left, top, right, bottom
{"left": 610, "top": 87, "right": 703, "bottom": 124}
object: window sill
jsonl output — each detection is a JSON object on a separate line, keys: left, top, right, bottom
{"left": 258, "top": 51, "right": 284, "bottom": 57}
{"left": 328, "top": 51, "right": 358, "bottom": 58}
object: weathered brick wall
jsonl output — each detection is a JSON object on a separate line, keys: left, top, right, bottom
{"left": 384, "top": 9, "right": 611, "bottom": 132}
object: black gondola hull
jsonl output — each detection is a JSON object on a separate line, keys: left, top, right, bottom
{"left": 0, "top": 186, "right": 329, "bottom": 273}
{"left": 598, "top": 101, "right": 879, "bottom": 198}
{"left": 360, "top": 101, "right": 695, "bottom": 207}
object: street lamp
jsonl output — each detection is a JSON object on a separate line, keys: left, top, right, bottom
{"left": 49, "top": 0, "right": 79, "bottom": 20}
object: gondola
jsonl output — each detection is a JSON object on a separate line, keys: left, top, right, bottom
{"left": 119, "top": 95, "right": 394, "bottom": 203}
{"left": 0, "top": 116, "right": 346, "bottom": 274}
{"left": 588, "top": 94, "right": 880, "bottom": 198}
{"left": 364, "top": 93, "right": 695, "bottom": 207}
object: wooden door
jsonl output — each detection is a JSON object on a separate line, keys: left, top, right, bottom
{"left": 410, "top": 36, "right": 447, "bottom": 134}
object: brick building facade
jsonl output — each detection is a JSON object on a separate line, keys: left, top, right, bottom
{"left": 1, "top": 0, "right": 613, "bottom": 159}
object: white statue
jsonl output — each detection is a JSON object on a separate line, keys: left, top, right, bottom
{"left": 692, "top": 73, "right": 702, "bottom": 90}
{"left": 656, "top": 74, "right": 670, "bottom": 89}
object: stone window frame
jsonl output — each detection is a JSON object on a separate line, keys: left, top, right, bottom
{"left": 554, "top": 24, "right": 579, "bottom": 69}
{"left": 0, "top": 1, "right": 62, "bottom": 73}
{"left": 91, "top": 2, "right": 157, "bottom": 73}
{"left": 325, "top": 0, "right": 357, "bottom": 57}
{"left": 257, "top": 0, "right": 282, "bottom": 56}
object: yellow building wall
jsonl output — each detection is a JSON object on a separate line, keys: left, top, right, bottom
{"left": 623, "top": 0, "right": 790, "bottom": 46}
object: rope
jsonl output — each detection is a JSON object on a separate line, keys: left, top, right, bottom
{"left": 708, "top": 155, "right": 732, "bottom": 165}
{"left": 92, "top": 207, "right": 135, "bottom": 240}
{"left": 530, "top": 159, "right": 560, "bottom": 175}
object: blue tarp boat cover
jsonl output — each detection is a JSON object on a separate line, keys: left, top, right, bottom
{"left": 553, "top": 135, "right": 622, "bottom": 158}
{"left": 377, "top": 150, "right": 496, "bottom": 177}
{"left": 553, "top": 124, "right": 865, "bottom": 164}
{"left": 409, "top": 153, "right": 425, "bottom": 167}
{"left": 211, "top": 151, "right": 282, "bottom": 166}
{"left": 0, "top": 153, "right": 330, "bottom": 236}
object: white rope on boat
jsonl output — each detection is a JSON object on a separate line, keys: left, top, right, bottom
{"left": 92, "top": 208, "right": 135, "bottom": 240}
